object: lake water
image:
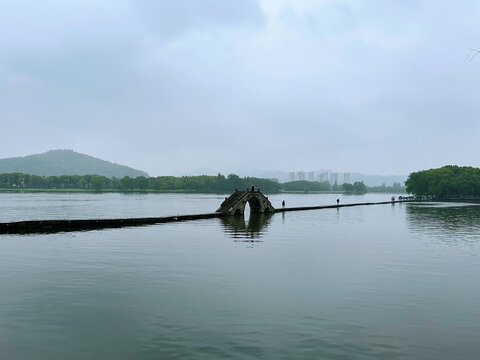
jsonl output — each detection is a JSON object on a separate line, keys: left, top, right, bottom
{"left": 1, "top": 193, "right": 480, "bottom": 359}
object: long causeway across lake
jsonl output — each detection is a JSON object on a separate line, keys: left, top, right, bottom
{"left": 0, "top": 190, "right": 411, "bottom": 234}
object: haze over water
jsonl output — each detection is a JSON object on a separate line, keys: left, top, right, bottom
{"left": 1, "top": 193, "right": 480, "bottom": 359}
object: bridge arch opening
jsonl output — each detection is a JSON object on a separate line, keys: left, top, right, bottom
{"left": 247, "top": 197, "right": 261, "bottom": 213}
{"left": 244, "top": 201, "right": 251, "bottom": 217}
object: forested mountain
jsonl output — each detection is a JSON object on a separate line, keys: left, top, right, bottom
{"left": 0, "top": 150, "right": 148, "bottom": 178}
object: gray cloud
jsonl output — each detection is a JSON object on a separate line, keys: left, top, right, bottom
{"left": 131, "top": 0, "right": 264, "bottom": 39}
{"left": 1, "top": 0, "right": 479, "bottom": 176}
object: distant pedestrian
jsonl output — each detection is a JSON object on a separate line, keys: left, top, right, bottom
{"left": 336, "top": 198, "right": 340, "bottom": 205}
{"left": 282, "top": 200, "right": 285, "bottom": 208}
{"left": 251, "top": 184, "right": 255, "bottom": 192}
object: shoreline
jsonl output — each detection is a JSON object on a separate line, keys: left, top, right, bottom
{"left": 0, "top": 188, "right": 405, "bottom": 195}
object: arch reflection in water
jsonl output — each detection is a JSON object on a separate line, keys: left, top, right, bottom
{"left": 221, "top": 213, "right": 273, "bottom": 241}
{"left": 406, "top": 203, "right": 480, "bottom": 242}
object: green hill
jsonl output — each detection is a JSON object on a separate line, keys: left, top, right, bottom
{"left": 0, "top": 150, "right": 149, "bottom": 178}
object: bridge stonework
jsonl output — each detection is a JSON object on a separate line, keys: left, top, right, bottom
{"left": 216, "top": 190, "right": 275, "bottom": 215}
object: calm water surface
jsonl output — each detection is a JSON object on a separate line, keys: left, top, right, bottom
{"left": 1, "top": 193, "right": 479, "bottom": 359}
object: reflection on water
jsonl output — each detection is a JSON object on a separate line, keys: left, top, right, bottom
{"left": 220, "top": 213, "right": 272, "bottom": 241}
{"left": 3, "top": 195, "right": 480, "bottom": 360}
{"left": 406, "top": 203, "right": 480, "bottom": 242}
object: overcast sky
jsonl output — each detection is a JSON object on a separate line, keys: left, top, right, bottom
{"left": 1, "top": 0, "right": 479, "bottom": 176}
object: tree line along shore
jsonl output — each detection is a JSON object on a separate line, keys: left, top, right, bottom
{"left": 406, "top": 165, "right": 480, "bottom": 198}
{"left": 2, "top": 165, "right": 478, "bottom": 197}
{"left": 0, "top": 172, "right": 406, "bottom": 194}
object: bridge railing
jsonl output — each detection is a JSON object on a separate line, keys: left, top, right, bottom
{"left": 216, "top": 190, "right": 247, "bottom": 213}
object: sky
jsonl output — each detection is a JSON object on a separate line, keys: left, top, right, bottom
{"left": 1, "top": 0, "right": 479, "bottom": 177}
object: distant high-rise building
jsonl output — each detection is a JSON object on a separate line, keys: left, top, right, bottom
{"left": 289, "top": 172, "right": 296, "bottom": 182}
{"left": 297, "top": 171, "right": 305, "bottom": 181}
{"left": 318, "top": 172, "right": 328, "bottom": 182}
{"left": 308, "top": 171, "right": 315, "bottom": 182}
{"left": 343, "top": 172, "right": 351, "bottom": 184}
{"left": 329, "top": 172, "right": 338, "bottom": 185}
{"left": 320, "top": 172, "right": 328, "bottom": 182}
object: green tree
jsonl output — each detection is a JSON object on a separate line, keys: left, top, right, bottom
{"left": 406, "top": 165, "right": 480, "bottom": 197}
{"left": 352, "top": 181, "right": 367, "bottom": 194}
{"left": 342, "top": 183, "right": 354, "bottom": 193}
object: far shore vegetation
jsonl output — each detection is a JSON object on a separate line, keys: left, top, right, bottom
{"left": 406, "top": 165, "right": 480, "bottom": 198}
{"left": 0, "top": 172, "right": 405, "bottom": 194}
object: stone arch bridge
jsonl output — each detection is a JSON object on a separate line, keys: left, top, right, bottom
{"left": 216, "top": 190, "right": 275, "bottom": 215}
